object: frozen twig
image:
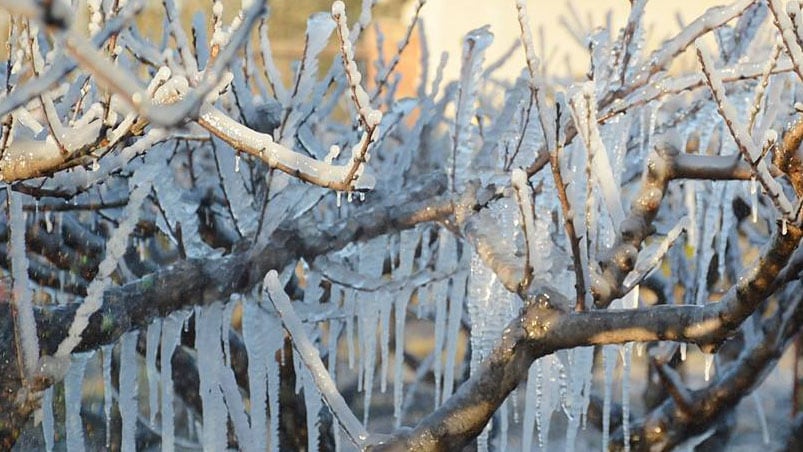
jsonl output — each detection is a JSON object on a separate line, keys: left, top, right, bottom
{"left": 8, "top": 191, "right": 40, "bottom": 379}
{"left": 331, "top": 1, "right": 383, "bottom": 191}
{"left": 370, "top": 0, "right": 427, "bottom": 101}
{"left": 697, "top": 43, "right": 795, "bottom": 218}
{"left": 48, "top": 167, "right": 154, "bottom": 375}
{"left": 511, "top": 168, "right": 537, "bottom": 292}
{"left": 627, "top": 0, "right": 755, "bottom": 90}
{"left": 768, "top": 0, "right": 803, "bottom": 83}
{"left": 264, "top": 270, "right": 370, "bottom": 449}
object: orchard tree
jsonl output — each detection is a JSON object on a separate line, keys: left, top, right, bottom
{"left": 0, "top": 0, "right": 802, "bottom": 450}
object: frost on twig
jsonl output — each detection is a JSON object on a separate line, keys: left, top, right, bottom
{"left": 451, "top": 26, "right": 493, "bottom": 192}
{"left": 696, "top": 42, "right": 795, "bottom": 218}
{"left": 48, "top": 166, "right": 154, "bottom": 372}
{"left": 8, "top": 190, "right": 39, "bottom": 379}
{"left": 264, "top": 270, "right": 371, "bottom": 449}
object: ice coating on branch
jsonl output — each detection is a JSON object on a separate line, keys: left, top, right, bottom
{"left": 452, "top": 26, "right": 493, "bottom": 192}
{"left": 697, "top": 42, "right": 794, "bottom": 217}
{"left": 625, "top": 217, "right": 690, "bottom": 288}
{"left": 53, "top": 166, "right": 154, "bottom": 361}
{"left": 215, "top": 140, "right": 259, "bottom": 236}
{"left": 264, "top": 270, "right": 369, "bottom": 447}
{"left": 152, "top": 153, "right": 211, "bottom": 257}
{"left": 570, "top": 82, "right": 626, "bottom": 227}
{"left": 296, "top": 13, "right": 336, "bottom": 103}
{"left": 8, "top": 191, "right": 39, "bottom": 377}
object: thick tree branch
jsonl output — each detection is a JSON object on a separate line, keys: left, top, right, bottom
{"left": 372, "top": 222, "right": 802, "bottom": 450}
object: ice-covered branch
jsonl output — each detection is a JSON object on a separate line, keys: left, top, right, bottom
{"left": 617, "top": 289, "right": 803, "bottom": 450}
{"left": 627, "top": 0, "right": 755, "bottom": 91}
{"left": 373, "top": 221, "right": 802, "bottom": 451}
{"left": 697, "top": 43, "right": 795, "bottom": 218}
{"left": 264, "top": 271, "right": 370, "bottom": 448}
{"left": 7, "top": 191, "right": 39, "bottom": 379}
{"left": 768, "top": 0, "right": 803, "bottom": 83}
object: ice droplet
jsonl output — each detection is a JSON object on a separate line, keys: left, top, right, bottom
{"left": 704, "top": 354, "right": 714, "bottom": 382}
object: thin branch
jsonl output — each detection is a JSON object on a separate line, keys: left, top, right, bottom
{"left": 264, "top": 270, "right": 370, "bottom": 449}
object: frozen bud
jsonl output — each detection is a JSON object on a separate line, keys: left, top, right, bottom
{"left": 366, "top": 109, "right": 383, "bottom": 127}
{"left": 332, "top": 1, "right": 346, "bottom": 17}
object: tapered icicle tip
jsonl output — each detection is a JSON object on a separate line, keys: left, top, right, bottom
{"left": 332, "top": 0, "right": 346, "bottom": 17}
{"left": 511, "top": 167, "right": 528, "bottom": 189}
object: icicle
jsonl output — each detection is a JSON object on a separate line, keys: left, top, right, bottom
{"left": 45, "top": 210, "right": 53, "bottom": 233}
{"left": 680, "top": 343, "right": 687, "bottom": 361}
{"left": 443, "top": 271, "right": 468, "bottom": 400}
{"left": 343, "top": 288, "right": 356, "bottom": 369}
{"left": 565, "top": 347, "right": 594, "bottom": 451}
{"left": 451, "top": 26, "right": 493, "bottom": 192}
{"left": 8, "top": 191, "right": 39, "bottom": 377}
{"left": 750, "top": 177, "right": 758, "bottom": 222}
{"left": 42, "top": 387, "right": 55, "bottom": 452}
{"left": 704, "top": 354, "right": 715, "bottom": 381}
{"left": 499, "top": 400, "right": 509, "bottom": 450}
{"left": 221, "top": 359, "right": 256, "bottom": 452}
{"left": 137, "top": 239, "right": 146, "bottom": 261}
{"left": 300, "top": 358, "right": 323, "bottom": 452}
{"left": 120, "top": 331, "right": 139, "bottom": 452}
{"left": 432, "top": 280, "right": 447, "bottom": 407}
{"left": 145, "top": 320, "right": 162, "bottom": 428}
{"left": 65, "top": 352, "right": 92, "bottom": 451}
{"left": 718, "top": 184, "right": 735, "bottom": 279}
{"left": 685, "top": 181, "right": 697, "bottom": 253}
{"left": 267, "top": 324, "right": 282, "bottom": 451}
{"left": 522, "top": 363, "right": 538, "bottom": 452}
{"left": 357, "top": 237, "right": 387, "bottom": 423}
{"left": 161, "top": 311, "right": 188, "bottom": 452}
{"left": 601, "top": 345, "right": 617, "bottom": 450}
{"left": 379, "top": 292, "right": 392, "bottom": 393}
{"left": 223, "top": 299, "right": 238, "bottom": 367}
{"left": 102, "top": 344, "right": 113, "bottom": 449}
{"left": 328, "top": 319, "right": 340, "bottom": 384}
{"left": 197, "top": 303, "right": 227, "bottom": 450}
{"left": 235, "top": 153, "right": 241, "bottom": 172}
{"left": 244, "top": 298, "right": 277, "bottom": 448}
{"left": 537, "top": 356, "right": 561, "bottom": 449}
{"left": 394, "top": 287, "right": 414, "bottom": 427}
{"left": 621, "top": 342, "right": 633, "bottom": 452}
{"left": 782, "top": 218, "right": 788, "bottom": 235}
{"left": 752, "top": 392, "right": 770, "bottom": 444}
